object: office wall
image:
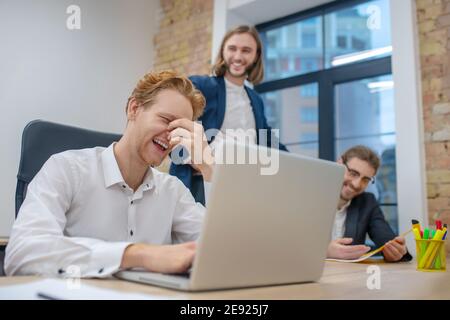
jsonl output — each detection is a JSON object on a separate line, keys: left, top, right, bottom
{"left": 0, "top": 0, "right": 159, "bottom": 236}
{"left": 416, "top": 0, "right": 450, "bottom": 241}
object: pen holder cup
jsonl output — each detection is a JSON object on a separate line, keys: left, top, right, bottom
{"left": 415, "top": 239, "right": 446, "bottom": 272}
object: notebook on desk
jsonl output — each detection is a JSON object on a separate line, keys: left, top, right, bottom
{"left": 115, "top": 143, "right": 344, "bottom": 291}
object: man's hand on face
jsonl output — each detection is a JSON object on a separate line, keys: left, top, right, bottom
{"left": 121, "top": 242, "right": 196, "bottom": 274}
{"left": 382, "top": 236, "right": 407, "bottom": 262}
{"left": 168, "top": 119, "right": 215, "bottom": 182}
{"left": 327, "top": 238, "right": 371, "bottom": 260}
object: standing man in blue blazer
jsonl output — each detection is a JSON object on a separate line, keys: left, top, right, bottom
{"left": 170, "top": 25, "right": 288, "bottom": 204}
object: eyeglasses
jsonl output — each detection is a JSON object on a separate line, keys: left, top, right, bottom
{"left": 343, "top": 162, "right": 375, "bottom": 185}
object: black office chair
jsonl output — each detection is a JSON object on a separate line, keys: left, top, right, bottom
{"left": 15, "top": 120, "right": 122, "bottom": 216}
{"left": 0, "top": 249, "right": 5, "bottom": 276}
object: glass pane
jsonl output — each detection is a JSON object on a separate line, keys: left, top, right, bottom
{"left": 325, "top": 0, "right": 391, "bottom": 68}
{"left": 335, "top": 135, "right": 395, "bottom": 161}
{"left": 335, "top": 74, "right": 394, "bottom": 139}
{"left": 286, "top": 143, "right": 319, "bottom": 158}
{"left": 335, "top": 71, "right": 397, "bottom": 235}
{"left": 261, "top": 83, "right": 319, "bottom": 157}
{"left": 261, "top": 16, "right": 323, "bottom": 81}
{"left": 380, "top": 205, "right": 399, "bottom": 235}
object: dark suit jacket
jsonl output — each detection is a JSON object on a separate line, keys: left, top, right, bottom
{"left": 169, "top": 75, "right": 288, "bottom": 204}
{"left": 345, "top": 192, "right": 412, "bottom": 261}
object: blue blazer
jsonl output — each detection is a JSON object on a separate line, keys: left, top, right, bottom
{"left": 169, "top": 75, "right": 287, "bottom": 203}
{"left": 345, "top": 192, "right": 412, "bottom": 261}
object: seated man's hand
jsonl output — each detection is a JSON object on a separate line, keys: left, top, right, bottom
{"left": 327, "top": 238, "right": 371, "bottom": 260}
{"left": 382, "top": 236, "right": 407, "bottom": 262}
{"left": 121, "top": 242, "right": 196, "bottom": 274}
{"left": 168, "top": 119, "right": 215, "bottom": 181}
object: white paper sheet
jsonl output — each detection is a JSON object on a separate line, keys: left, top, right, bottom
{"left": 0, "top": 278, "right": 172, "bottom": 300}
{"left": 325, "top": 248, "right": 382, "bottom": 263}
{"left": 325, "top": 229, "right": 413, "bottom": 263}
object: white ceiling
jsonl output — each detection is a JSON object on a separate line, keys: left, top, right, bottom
{"left": 228, "top": 0, "right": 336, "bottom": 25}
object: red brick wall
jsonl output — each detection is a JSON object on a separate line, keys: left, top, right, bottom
{"left": 152, "top": 0, "right": 213, "bottom": 172}
{"left": 417, "top": 0, "right": 450, "bottom": 250}
{"left": 153, "top": 0, "right": 213, "bottom": 76}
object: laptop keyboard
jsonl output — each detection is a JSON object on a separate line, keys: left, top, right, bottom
{"left": 175, "top": 272, "right": 190, "bottom": 278}
{"left": 166, "top": 267, "right": 192, "bottom": 278}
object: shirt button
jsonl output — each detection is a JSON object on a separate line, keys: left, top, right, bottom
{"left": 122, "top": 185, "right": 126, "bottom": 189}
{"left": 130, "top": 201, "right": 134, "bottom": 205}
{"left": 130, "top": 230, "right": 133, "bottom": 236}
{"left": 58, "top": 268, "right": 65, "bottom": 274}
{"left": 98, "top": 268, "right": 104, "bottom": 274}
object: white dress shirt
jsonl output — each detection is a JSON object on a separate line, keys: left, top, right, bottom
{"left": 5, "top": 143, "right": 205, "bottom": 278}
{"left": 331, "top": 201, "right": 351, "bottom": 241}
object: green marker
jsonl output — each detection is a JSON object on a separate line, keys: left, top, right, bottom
{"left": 422, "top": 228, "right": 430, "bottom": 254}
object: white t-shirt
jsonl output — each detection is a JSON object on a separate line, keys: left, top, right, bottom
{"left": 331, "top": 201, "right": 352, "bottom": 240}
{"left": 210, "top": 78, "right": 257, "bottom": 152}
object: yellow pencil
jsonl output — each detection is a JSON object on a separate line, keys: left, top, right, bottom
{"left": 413, "top": 228, "right": 422, "bottom": 257}
{"left": 426, "top": 227, "right": 447, "bottom": 269}
{"left": 360, "top": 229, "right": 413, "bottom": 259}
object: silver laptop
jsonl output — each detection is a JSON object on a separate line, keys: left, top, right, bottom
{"left": 115, "top": 143, "right": 344, "bottom": 291}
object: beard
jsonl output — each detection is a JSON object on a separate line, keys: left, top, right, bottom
{"left": 224, "top": 61, "right": 254, "bottom": 78}
{"left": 340, "top": 182, "right": 361, "bottom": 201}
{"left": 340, "top": 193, "right": 352, "bottom": 202}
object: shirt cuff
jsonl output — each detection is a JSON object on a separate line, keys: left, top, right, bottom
{"left": 204, "top": 181, "right": 212, "bottom": 204}
{"left": 86, "top": 241, "right": 133, "bottom": 278}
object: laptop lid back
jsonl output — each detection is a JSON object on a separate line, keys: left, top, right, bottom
{"left": 190, "top": 143, "right": 344, "bottom": 290}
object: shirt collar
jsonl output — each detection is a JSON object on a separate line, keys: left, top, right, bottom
{"left": 224, "top": 77, "right": 244, "bottom": 90}
{"left": 101, "top": 143, "right": 155, "bottom": 190}
{"left": 141, "top": 168, "right": 155, "bottom": 191}
{"left": 337, "top": 200, "right": 352, "bottom": 214}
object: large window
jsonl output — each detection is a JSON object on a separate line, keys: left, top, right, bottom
{"left": 256, "top": 0, "right": 397, "bottom": 232}
{"left": 262, "top": 83, "right": 319, "bottom": 158}
{"left": 334, "top": 74, "right": 397, "bottom": 231}
{"left": 263, "top": 16, "right": 323, "bottom": 81}
{"left": 324, "top": 0, "right": 391, "bottom": 68}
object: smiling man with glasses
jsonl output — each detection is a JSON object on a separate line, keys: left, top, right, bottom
{"left": 327, "top": 145, "right": 412, "bottom": 262}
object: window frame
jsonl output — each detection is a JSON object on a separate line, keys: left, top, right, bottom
{"left": 255, "top": 0, "right": 392, "bottom": 161}
{"left": 255, "top": 0, "right": 396, "bottom": 220}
